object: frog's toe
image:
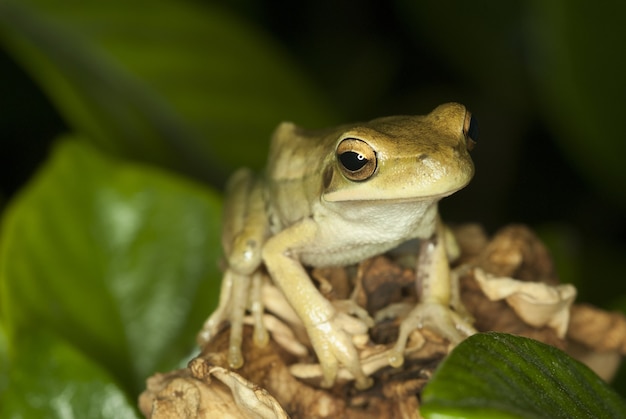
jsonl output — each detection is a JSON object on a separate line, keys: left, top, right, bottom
{"left": 252, "top": 320, "right": 269, "bottom": 347}
{"left": 332, "top": 300, "right": 375, "bottom": 329}
{"left": 352, "top": 367, "right": 375, "bottom": 390}
{"left": 197, "top": 312, "right": 225, "bottom": 345}
{"left": 250, "top": 272, "right": 269, "bottom": 347}
{"left": 228, "top": 343, "right": 244, "bottom": 369}
{"left": 316, "top": 348, "right": 339, "bottom": 389}
{"left": 306, "top": 315, "right": 374, "bottom": 390}
{"left": 318, "top": 349, "right": 373, "bottom": 390}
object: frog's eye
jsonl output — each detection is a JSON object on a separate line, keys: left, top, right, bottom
{"left": 463, "top": 111, "right": 478, "bottom": 151}
{"left": 336, "top": 138, "right": 377, "bottom": 181}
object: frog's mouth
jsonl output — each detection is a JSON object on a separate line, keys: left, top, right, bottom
{"left": 323, "top": 182, "right": 469, "bottom": 203}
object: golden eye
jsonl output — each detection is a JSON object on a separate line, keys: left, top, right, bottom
{"left": 463, "top": 111, "right": 478, "bottom": 151}
{"left": 336, "top": 138, "right": 377, "bottom": 181}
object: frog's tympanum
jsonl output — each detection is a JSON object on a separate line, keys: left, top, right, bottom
{"left": 199, "top": 103, "right": 478, "bottom": 390}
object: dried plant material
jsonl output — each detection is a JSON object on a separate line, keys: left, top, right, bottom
{"left": 356, "top": 256, "right": 415, "bottom": 313}
{"left": 139, "top": 369, "right": 257, "bottom": 419}
{"left": 569, "top": 304, "right": 626, "bottom": 353}
{"left": 472, "top": 267, "right": 576, "bottom": 337}
{"left": 139, "top": 350, "right": 289, "bottom": 419}
{"left": 451, "top": 223, "right": 489, "bottom": 258}
{"left": 565, "top": 304, "right": 626, "bottom": 381}
{"left": 188, "top": 364, "right": 288, "bottom": 419}
{"left": 459, "top": 224, "right": 559, "bottom": 284}
{"left": 140, "top": 224, "right": 626, "bottom": 418}
{"left": 142, "top": 327, "right": 435, "bottom": 418}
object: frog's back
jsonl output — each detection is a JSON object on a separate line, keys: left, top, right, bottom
{"left": 264, "top": 122, "right": 342, "bottom": 231}
{"left": 265, "top": 122, "right": 343, "bottom": 182}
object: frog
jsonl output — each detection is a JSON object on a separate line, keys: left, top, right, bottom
{"left": 198, "top": 102, "right": 478, "bottom": 390}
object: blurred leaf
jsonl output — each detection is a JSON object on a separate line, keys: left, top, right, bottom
{"left": 0, "top": 0, "right": 334, "bottom": 183}
{"left": 0, "top": 331, "right": 138, "bottom": 419}
{"left": 0, "top": 139, "right": 222, "bottom": 394}
{"left": 0, "top": 322, "right": 7, "bottom": 394}
{"left": 527, "top": 1, "right": 626, "bottom": 206}
{"left": 421, "top": 332, "right": 626, "bottom": 418}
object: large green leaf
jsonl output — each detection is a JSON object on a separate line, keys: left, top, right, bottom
{"left": 0, "top": 139, "right": 222, "bottom": 395}
{"left": 421, "top": 332, "right": 626, "bottom": 418}
{"left": 0, "top": 0, "right": 334, "bottom": 182}
{"left": 0, "top": 331, "right": 139, "bottom": 419}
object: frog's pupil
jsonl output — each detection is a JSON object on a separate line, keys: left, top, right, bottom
{"left": 340, "top": 151, "right": 368, "bottom": 171}
{"left": 467, "top": 115, "right": 479, "bottom": 142}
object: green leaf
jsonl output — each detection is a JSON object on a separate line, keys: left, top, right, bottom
{"left": 0, "top": 139, "right": 223, "bottom": 395}
{"left": 0, "top": 322, "right": 8, "bottom": 395}
{"left": 0, "top": 331, "right": 138, "bottom": 419}
{"left": 421, "top": 332, "right": 626, "bottom": 418}
{"left": 0, "top": 0, "right": 334, "bottom": 181}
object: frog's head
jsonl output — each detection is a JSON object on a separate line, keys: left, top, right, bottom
{"left": 322, "top": 102, "right": 477, "bottom": 203}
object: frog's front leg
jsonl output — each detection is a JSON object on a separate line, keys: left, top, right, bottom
{"left": 198, "top": 169, "right": 269, "bottom": 369}
{"left": 262, "top": 218, "right": 373, "bottom": 390}
{"left": 388, "top": 218, "right": 476, "bottom": 367}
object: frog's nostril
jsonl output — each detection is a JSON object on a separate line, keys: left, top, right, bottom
{"left": 417, "top": 153, "right": 429, "bottom": 161}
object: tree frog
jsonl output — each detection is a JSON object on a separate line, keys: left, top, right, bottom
{"left": 199, "top": 102, "right": 478, "bottom": 390}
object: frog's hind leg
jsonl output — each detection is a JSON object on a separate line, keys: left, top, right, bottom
{"left": 198, "top": 168, "right": 270, "bottom": 369}
{"left": 250, "top": 270, "right": 269, "bottom": 347}
{"left": 226, "top": 270, "right": 253, "bottom": 368}
{"left": 197, "top": 269, "right": 235, "bottom": 345}
{"left": 387, "top": 219, "right": 476, "bottom": 367}
{"left": 197, "top": 268, "right": 266, "bottom": 369}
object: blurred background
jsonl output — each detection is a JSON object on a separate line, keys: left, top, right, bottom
{"left": 1, "top": 0, "right": 625, "bottom": 409}
{"left": 2, "top": 0, "right": 625, "bottom": 301}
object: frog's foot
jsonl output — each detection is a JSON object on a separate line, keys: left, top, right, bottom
{"left": 198, "top": 309, "right": 246, "bottom": 370}
{"left": 197, "top": 270, "right": 269, "bottom": 370}
{"left": 306, "top": 311, "right": 374, "bottom": 390}
{"left": 387, "top": 302, "right": 476, "bottom": 368}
